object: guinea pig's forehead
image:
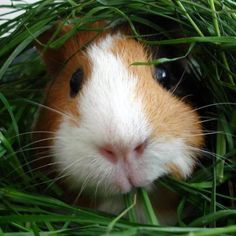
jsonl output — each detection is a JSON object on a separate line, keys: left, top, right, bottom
{"left": 111, "top": 37, "right": 153, "bottom": 81}
{"left": 110, "top": 38, "right": 150, "bottom": 68}
{"left": 86, "top": 33, "right": 151, "bottom": 75}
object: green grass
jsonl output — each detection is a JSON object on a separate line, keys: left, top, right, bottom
{"left": 0, "top": 0, "right": 236, "bottom": 235}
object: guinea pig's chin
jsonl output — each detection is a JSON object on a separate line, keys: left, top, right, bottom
{"left": 115, "top": 174, "right": 152, "bottom": 195}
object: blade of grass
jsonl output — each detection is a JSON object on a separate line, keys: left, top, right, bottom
{"left": 0, "top": 22, "right": 51, "bottom": 80}
{"left": 124, "top": 193, "right": 137, "bottom": 223}
{"left": 174, "top": 0, "right": 204, "bottom": 37}
{"left": 138, "top": 188, "right": 159, "bottom": 225}
{"left": 209, "top": 0, "right": 234, "bottom": 84}
{"left": 106, "top": 193, "right": 137, "bottom": 234}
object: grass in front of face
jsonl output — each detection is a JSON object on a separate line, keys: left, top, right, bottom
{"left": 0, "top": 0, "right": 236, "bottom": 235}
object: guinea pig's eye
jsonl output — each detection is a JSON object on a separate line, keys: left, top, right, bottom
{"left": 154, "top": 65, "right": 170, "bottom": 88}
{"left": 70, "top": 68, "right": 84, "bottom": 97}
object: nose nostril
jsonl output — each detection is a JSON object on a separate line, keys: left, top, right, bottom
{"left": 104, "top": 149, "right": 114, "bottom": 156}
{"left": 134, "top": 141, "right": 146, "bottom": 155}
{"left": 99, "top": 146, "right": 117, "bottom": 163}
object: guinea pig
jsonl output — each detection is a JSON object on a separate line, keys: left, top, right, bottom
{"left": 34, "top": 21, "right": 203, "bottom": 223}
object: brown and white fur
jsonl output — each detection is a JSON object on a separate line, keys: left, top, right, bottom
{"left": 34, "top": 21, "right": 203, "bottom": 224}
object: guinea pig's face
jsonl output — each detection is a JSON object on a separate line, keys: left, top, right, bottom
{"left": 36, "top": 27, "right": 203, "bottom": 196}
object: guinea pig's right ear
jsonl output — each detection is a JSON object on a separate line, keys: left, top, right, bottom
{"left": 36, "top": 23, "right": 74, "bottom": 76}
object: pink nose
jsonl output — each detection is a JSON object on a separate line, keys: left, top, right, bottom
{"left": 99, "top": 141, "right": 146, "bottom": 163}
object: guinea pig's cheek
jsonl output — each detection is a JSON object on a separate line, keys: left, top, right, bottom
{"left": 146, "top": 138, "right": 196, "bottom": 179}
{"left": 50, "top": 122, "right": 116, "bottom": 196}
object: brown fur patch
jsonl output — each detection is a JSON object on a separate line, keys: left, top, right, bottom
{"left": 166, "top": 163, "right": 184, "bottom": 179}
{"left": 110, "top": 37, "right": 151, "bottom": 79}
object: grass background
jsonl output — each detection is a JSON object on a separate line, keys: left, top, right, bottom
{"left": 0, "top": 0, "right": 236, "bottom": 235}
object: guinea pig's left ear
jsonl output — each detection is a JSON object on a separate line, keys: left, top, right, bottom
{"left": 35, "top": 23, "right": 75, "bottom": 75}
{"left": 36, "top": 21, "right": 105, "bottom": 76}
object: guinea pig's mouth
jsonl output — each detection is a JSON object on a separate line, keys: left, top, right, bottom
{"left": 116, "top": 174, "right": 151, "bottom": 194}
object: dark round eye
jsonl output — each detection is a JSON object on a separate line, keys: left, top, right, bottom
{"left": 154, "top": 65, "right": 171, "bottom": 89}
{"left": 70, "top": 68, "right": 83, "bottom": 97}
{"left": 154, "top": 66, "right": 169, "bottom": 83}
